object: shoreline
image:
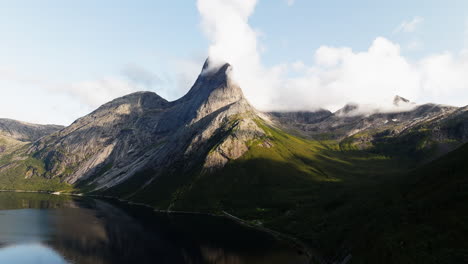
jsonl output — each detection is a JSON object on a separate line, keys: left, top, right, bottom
{"left": 0, "top": 189, "right": 321, "bottom": 264}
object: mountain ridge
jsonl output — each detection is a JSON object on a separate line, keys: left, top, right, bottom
{"left": 0, "top": 118, "right": 64, "bottom": 142}
{"left": 1, "top": 59, "right": 468, "bottom": 263}
{"left": 14, "top": 59, "right": 267, "bottom": 194}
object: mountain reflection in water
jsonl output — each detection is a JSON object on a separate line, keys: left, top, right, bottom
{"left": 0, "top": 193, "right": 308, "bottom": 264}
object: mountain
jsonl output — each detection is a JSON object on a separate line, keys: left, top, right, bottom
{"left": 1, "top": 59, "right": 468, "bottom": 263}
{"left": 0, "top": 119, "right": 63, "bottom": 156}
{"left": 4, "top": 60, "right": 267, "bottom": 196}
{"left": 393, "top": 95, "right": 412, "bottom": 107}
{"left": 350, "top": 142, "right": 468, "bottom": 263}
{"left": 0, "top": 118, "right": 63, "bottom": 142}
{"left": 271, "top": 98, "right": 466, "bottom": 164}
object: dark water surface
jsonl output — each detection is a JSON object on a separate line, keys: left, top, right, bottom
{"left": 0, "top": 192, "right": 308, "bottom": 264}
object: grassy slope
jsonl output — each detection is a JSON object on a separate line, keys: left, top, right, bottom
{"left": 0, "top": 134, "right": 26, "bottom": 155}
{"left": 350, "top": 143, "right": 468, "bottom": 264}
{"left": 131, "top": 119, "right": 468, "bottom": 263}
{"left": 1, "top": 116, "right": 466, "bottom": 263}
{"left": 0, "top": 143, "right": 74, "bottom": 192}
{"left": 130, "top": 119, "right": 409, "bottom": 261}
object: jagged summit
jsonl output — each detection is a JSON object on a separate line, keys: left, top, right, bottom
{"left": 174, "top": 58, "right": 250, "bottom": 124}
{"left": 179, "top": 59, "right": 242, "bottom": 102}
{"left": 200, "top": 57, "right": 231, "bottom": 74}
{"left": 335, "top": 103, "right": 359, "bottom": 116}
{"left": 393, "top": 95, "right": 411, "bottom": 107}
{"left": 18, "top": 58, "right": 262, "bottom": 187}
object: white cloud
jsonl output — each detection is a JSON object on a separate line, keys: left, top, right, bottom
{"left": 291, "top": 61, "right": 306, "bottom": 72}
{"left": 394, "top": 16, "right": 424, "bottom": 33}
{"left": 197, "top": 0, "right": 279, "bottom": 109}
{"left": 52, "top": 78, "right": 139, "bottom": 109}
{"left": 418, "top": 51, "right": 468, "bottom": 106}
{"left": 281, "top": 38, "right": 422, "bottom": 111}
{"left": 284, "top": 39, "right": 468, "bottom": 110}
{"left": 3, "top": 3, "right": 467, "bottom": 126}
{"left": 0, "top": 68, "right": 155, "bottom": 125}
{"left": 196, "top": 1, "right": 468, "bottom": 112}
{"left": 285, "top": 0, "right": 295, "bottom": 6}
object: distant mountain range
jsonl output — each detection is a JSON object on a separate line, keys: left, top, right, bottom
{"left": 1, "top": 59, "right": 467, "bottom": 263}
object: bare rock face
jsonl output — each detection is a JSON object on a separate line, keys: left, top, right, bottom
{"left": 29, "top": 92, "right": 171, "bottom": 183}
{"left": 334, "top": 103, "right": 360, "bottom": 117}
{"left": 20, "top": 59, "right": 267, "bottom": 192}
{"left": 393, "top": 95, "right": 411, "bottom": 107}
{"left": 203, "top": 118, "right": 265, "bottom": 170}
{"left": 0, "top": 119, "right": 63, "bottom": 157}
{"left": 271, "top": 96, "right": 467, "bottom": 158}
{"left": 271, "top": 96, "right": 460, "bottom": 140}
{"left": 0, "top": 119, "right": 63, "bottom": 142}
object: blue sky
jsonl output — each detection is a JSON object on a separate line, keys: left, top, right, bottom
{"left": 1, "top": 0, "right": 467, "bottom": 124}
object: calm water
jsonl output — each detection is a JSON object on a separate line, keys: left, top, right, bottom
{"left": 0, "top": 192, "right": 309, "bottom": 264}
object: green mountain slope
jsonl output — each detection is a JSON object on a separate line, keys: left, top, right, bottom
{"left": 349, "top": 142, "right": 468, "bottom": 264}
{"left": 121, "top": 118, "right": 410, "bottom": 261}
{"left": 119, "top": 118, "right": 468, "bottom": 263}
{"left": 0, "top": 60, "right": 467, "bottom": 263}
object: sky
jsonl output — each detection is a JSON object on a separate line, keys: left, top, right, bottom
{"left": 1, "top": 0, "right": 467, "bottom": 125}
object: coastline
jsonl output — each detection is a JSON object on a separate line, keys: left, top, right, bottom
{"left": 0, "top": 189, "right": 321, "bottom": 264}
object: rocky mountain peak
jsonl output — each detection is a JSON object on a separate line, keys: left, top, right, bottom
{"left": 335, "top": 103, "right": 360, "bottom": 116}
{"left": 20, "top": 58, "right": 261, "bottom": 187}
{"left": 393, "top": 95, "right": 411, "bottom": 107}
{"left": 181, "top": 59, "right": 242, "bottom": 101}
{"left": 175, "top": 58, "right": 250, "bottom": 123}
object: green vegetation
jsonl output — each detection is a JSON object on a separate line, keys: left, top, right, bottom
{"left": 0, "top": 147, "right": 73, "bottom": 192}
{"left": 124, "top": 119, "right": 468, "bottom": 263}
{"left": 0, "top": 191, "right": 75, "bottom": 210}
{"left": 1, "top": 117, "right": 467, "bottom": 263}
{"left": 124, "top": 119, "right": 414, "bottom": 261}
{"left": 0, "top": 135, "right": 27, "bottom": 159}
{"left": 349, "top": 143, "right": 468, "bottom": 263}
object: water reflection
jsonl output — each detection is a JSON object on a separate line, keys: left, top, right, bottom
{"left": 0, "top": 244, "right": 67, "bottom": 264}
{"left": 0, "top": 193, "right": 308, "bottom": 264}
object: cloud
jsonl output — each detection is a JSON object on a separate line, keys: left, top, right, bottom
{"left": 291, "top": 61, "right": 306, "bottom": 72}
{"left": 52, "top": 78, "right": 139, "bottom": 108}
{"left": 196, "top": 1, "right": 468, "bottom": 112}
{"left": 285, "top": 0, "right": 295, "bottom": 6}
{"left": 280, "top": 38, "right": 422, "bottom": 111}
{"left": 282, "top": 38, "right": 468, "bottom": 111}
{"left": 0, "top": 66, "right": 161, "bottom": 125}
{"left": 394, "top": 16, "right": 424, "bottom": 33}
{"left": 197, "top": 0, "right": 279, "bottom": 109}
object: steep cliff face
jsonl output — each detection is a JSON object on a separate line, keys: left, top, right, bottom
{"left": 1, "top": 59, "right": 468, "bottom": 263}
{"left": 28, "top": 92, "right": 171, "bottom": 183}
{"left": 19, "top": 60, "right": 267, "bottom": 193}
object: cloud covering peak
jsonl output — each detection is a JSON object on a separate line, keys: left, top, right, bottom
{"left": 196, "top": 0, "right": 468, "bottom": 112}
